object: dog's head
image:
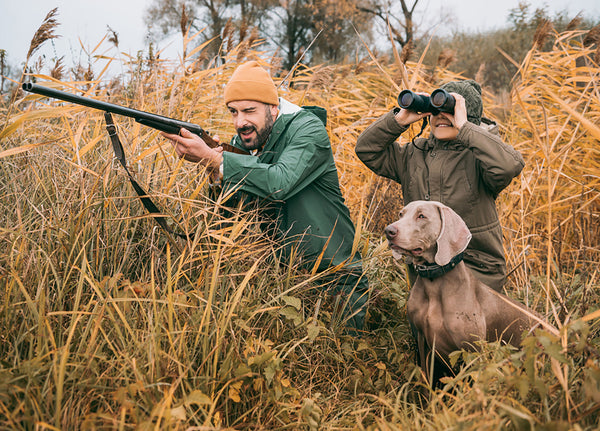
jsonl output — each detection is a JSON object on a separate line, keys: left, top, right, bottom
{"left": 384, "top": 201, "right": 472, "bottom": 265}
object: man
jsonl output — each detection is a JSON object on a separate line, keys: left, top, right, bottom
{"left": 162, "top": 61, "right": 369, "bottom": 332}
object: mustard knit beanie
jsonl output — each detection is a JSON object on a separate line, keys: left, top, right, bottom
{"left": 224, "top": 61, "right": 279, "bottom": 105}
{"left": 440, "top": 80, "right": 483, "bottom": 125}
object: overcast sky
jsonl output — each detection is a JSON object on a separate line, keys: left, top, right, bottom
{"left": 1, "top": 0, "right": 599, "bottom": 77}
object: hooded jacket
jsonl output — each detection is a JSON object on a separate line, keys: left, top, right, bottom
{"left": 220, "top": 99, "right": 368, "bottom": 330}
{"left": 356, "top": 109, "right": 524, "bottom": 290}
{"left": 222, "top": 99, "right": 365, "bottom": 277}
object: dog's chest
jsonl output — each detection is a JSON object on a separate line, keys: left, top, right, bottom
{"left": 407, "top": 282, "right": 446, "bottom": 335}
{"left": 407, "top": 278, "right": 486, "bottom": 354}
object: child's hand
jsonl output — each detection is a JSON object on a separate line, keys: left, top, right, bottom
{"left": 395, "top": 106, "right": 429, "bottom": 127}
{"left": 450, "top": 93, "right": 468, "bottom": 129}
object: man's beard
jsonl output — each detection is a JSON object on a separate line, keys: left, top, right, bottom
{"left": 237, "top": 107, "right": 275, "bottom": 151}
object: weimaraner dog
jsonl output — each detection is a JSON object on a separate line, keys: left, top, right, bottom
{"left": 384, "top": 200, "right": 556, "bottom": 385}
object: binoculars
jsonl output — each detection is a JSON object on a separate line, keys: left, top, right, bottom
{"left": 398, "top": 89, "right": 455, "bottom": 115}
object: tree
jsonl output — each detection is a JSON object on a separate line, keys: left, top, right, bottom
{"left": 145, "top": 0, "right": 275, "bottom": 61}
{"left": 144, "top": 0, "right": 380, "bottom": 69}
{"left": 266, "top": 0, "right": 375, "bottom": 69}
{"left": 265, "top": 0, "right": 313, "bottom": 70}
{"left": 309, "top": 0, "right": 373, "bottom": 64}
{"left": 358, "top": 0, "right": 420, "bottom": 48}
{"left": 416, "top": 1, "right": 598, "bottom": 93}
{"left": 358, "top": 0, "right": 450, "bottom": 53}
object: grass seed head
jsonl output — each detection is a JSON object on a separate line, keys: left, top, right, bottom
{"left": 437, "top": 48, "right": 456, "bottom": 69}
{"left": 532, "top": 18, "right": 554, "bottom": 50}
{"left": 27, "top": 7, "right": 61, "bottom": 61}
{"left": 107, "top": 25, "right": 119, "bottom": 48}
{"left": 583, "top": 24, "right": 600, "bottom": 46}
{"left": 400, "top": 40, "right": 413, "bottom": 64}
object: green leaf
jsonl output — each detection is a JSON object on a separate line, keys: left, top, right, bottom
{"left": 235, "top": 363, "right": 252, "bottom": 376}
{"left": 247, "top": 351, "right": 276, "bottom": 367}
{"left": 282, "top": 295, "right": 302, "bottom": 310}
{"left": 280, "top": 306, "right": 302, "bottom": 326}
{"left": 307, "top": 323, "right": 320, "bottom": 341}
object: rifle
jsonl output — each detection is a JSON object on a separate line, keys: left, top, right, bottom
{"left": 22, "top": 82, "right": 249, "bottom": 155}
{"left": 22, "top": 82, "right": 250, "bottom": 244}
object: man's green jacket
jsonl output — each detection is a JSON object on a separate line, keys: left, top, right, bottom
{"left": 221, "top": 99, "right": 362, "bottom": 273}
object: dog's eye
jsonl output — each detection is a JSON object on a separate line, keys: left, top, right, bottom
{"left": 417, "top": 213, "right": 425, "bottom": 219}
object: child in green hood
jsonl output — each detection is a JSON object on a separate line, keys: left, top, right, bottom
{"left": 356, "top": 80, "right": 524, "bottom": 291}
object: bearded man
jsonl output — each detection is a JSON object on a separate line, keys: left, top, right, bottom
{"left": 162, "top": 61, "right": 369, "bottom": 333}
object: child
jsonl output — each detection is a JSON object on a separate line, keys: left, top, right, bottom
{"left": 356, "top": 80, "right": 524, "bottom": 291}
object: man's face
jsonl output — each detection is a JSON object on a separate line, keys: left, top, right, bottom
{"left": 227, "top": 100, "right": 279, "bottom": 151}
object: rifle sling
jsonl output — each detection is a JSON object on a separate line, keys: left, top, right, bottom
{"left": 103, "top": 112, "right": 189, "bottom": 240}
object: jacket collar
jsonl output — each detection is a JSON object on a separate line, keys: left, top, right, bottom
{"left": 411, "top": 252, "right": 464, "bottom": 280}
{"left": 429, "top": 134, "right": 463, "bottom": 150}
{"left": 260, "top": 98, "right": 302, "bottom": 157}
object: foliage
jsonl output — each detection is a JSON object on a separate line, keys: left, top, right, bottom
{"left": 144, "top": 0, "right": 384, "bottom": 69}
{"left": 1, "top": 23, "right": 600, "bottom": 430}
{"left": 145, "top": 0, "right": 277, "bottom": 62}
{"left": 358, "top": 0, "right": 431, "bottom": 49}
{"left": 417, "top": 2, "right": 599, "bottom": 93}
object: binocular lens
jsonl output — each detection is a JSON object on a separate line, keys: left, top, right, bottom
{"left": 431, "top": 91, "right": 446, "bottom": 107}
{"left": 399, "top": 91, "right": 415, "bottom": 108}
{"left": 430, "top": 89, "right": 455, "bottom": 113}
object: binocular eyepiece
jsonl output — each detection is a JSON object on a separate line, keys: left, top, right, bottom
{"left": 398, "top": 89, "right": 455, "bottom": 115}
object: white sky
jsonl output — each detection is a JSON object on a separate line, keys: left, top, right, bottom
{"left": 425, "top": 0, "right": 598, "bottom": 32}
{"left": 1, "top": 0, "right": 599, "bottom": 78}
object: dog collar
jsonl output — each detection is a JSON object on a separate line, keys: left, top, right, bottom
{"left": 412, "top": 252, "right": 464, "bottom": 280}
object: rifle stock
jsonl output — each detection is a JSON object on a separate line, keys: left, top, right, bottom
{"left": 22, "top": 83, "right": 249, "bottom": 155}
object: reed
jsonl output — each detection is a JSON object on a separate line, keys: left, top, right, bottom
{"left": 0, "top": 25, "right": 598, "bottom": 429}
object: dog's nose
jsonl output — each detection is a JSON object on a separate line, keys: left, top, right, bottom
{"left": 384, "top": 225, "right": 397, "bottom": 239}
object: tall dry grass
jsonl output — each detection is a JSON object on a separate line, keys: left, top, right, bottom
{"left": 0, "top": 24, "right": 599, "bottom": 429}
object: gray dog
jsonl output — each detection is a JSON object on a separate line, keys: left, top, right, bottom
{"left": 384, "top": 200, "right": 556, "bottom": 385}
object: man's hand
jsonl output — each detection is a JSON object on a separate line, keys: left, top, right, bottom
{"left": 161, "top": 128, "right": 224, "bottom": 169}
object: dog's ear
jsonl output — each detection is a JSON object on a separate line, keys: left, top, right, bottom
{"left": 435, "top": 204, "right": 472, "bottom": 265}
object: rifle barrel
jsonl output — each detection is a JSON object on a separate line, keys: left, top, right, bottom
{"left": 22, "top": 83, "right": 249, "bottom": 155}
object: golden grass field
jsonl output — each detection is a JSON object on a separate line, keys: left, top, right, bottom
{"left": 0, "top": 26, "right": 599, "bottom": 429}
